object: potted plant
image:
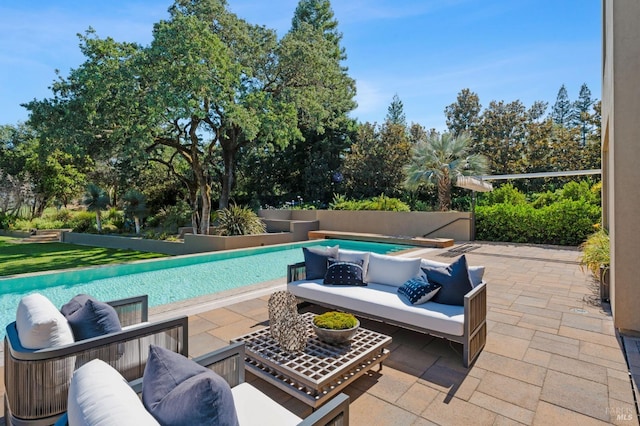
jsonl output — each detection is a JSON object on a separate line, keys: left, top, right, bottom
{"left": 312, "top": 311, "right": 360, "bottom": 345}
{"left": 579, "top": 228, "right": 610, "bottom": 302}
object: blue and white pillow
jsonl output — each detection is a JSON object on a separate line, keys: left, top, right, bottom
{"left": 324, "top": 258, "right": 366, "bottom": 286}
{"left": 397, "top": 275, "right": 441, "bottom": 305}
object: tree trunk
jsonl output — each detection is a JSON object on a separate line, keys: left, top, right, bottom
{"left": 199, "top": 182, "right": 212, "bottom": 235}
{"left": 134, "top": 216, "right": 141, "bottom": 234}
{"left": 95, "top": 211, "right": 103, "bottom": 232}
{"left": 438, "top": 170, "right": 451, "bottom": 212}
{"left": 219, "top": 143, "right": 237, "bottom": 210}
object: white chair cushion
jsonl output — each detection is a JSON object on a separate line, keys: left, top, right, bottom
{"left": 231, "top": 383, "right": 302, "bottom": 426}
{"left": 68, "top": 359, "right": 159, "bottom": 426}
{"left": 366, "top": 253, "right": 422, "bottom": 287}
{"left": 16, "top": 293, "right": 74, "bottom": 349}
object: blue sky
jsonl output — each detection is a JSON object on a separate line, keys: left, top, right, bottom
{"left": 0, "top": 0, "right": 601, "bottom": 131}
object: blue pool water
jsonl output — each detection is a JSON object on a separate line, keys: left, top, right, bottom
{"left": 0, "top": 239, "right": 412, "bottom": 336}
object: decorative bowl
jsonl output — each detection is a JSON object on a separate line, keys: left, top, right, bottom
{"left": 312, "top": 319, "right": 360, "bottom": 345}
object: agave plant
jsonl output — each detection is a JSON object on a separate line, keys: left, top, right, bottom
{"left": 215, "top": 204, "right": 266, "bottom": 236}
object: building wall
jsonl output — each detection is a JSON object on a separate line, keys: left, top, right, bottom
{"left": 602, "top": 0, "right": 640, "bottom": 332}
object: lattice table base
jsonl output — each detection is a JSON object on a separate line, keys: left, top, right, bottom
{"left": 231, "top": 312, "right": 392, "bottom": 408}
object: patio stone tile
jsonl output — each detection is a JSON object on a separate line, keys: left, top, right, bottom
{"left": 487, "top": 310, "right": 522, "bottom": 325}
{"left": 469, "top": 391, "right": 535, "bottom": 424}
{"left": 517, "top": 322, "right": 559, "bottom": 335}
{"left": 386, "top": 344, "right": 438, "bottom": 377}
{"left": 188, "top": 332, "right": 228, "bottom": 358}
{"left": 533, "top": 401, "right": 610, "bottom": 425}
{"left": 522, "top": 348, "right": 552, "bottom": 367}
{"left": 348, "top": 393, "right": 418, "bottom": 426}
{"left": 187, "top": 315, "right": 218, "bottom": 336}
{"left": 508, "top": 304, "right": 563, "bottom": 320}
{"left": 518, "top": 313, "right": 561, "bottom": 331}
{"left": 529, "top": 331, "right": 579, "bottom": 358}
{"left": 561, "top": 312, "right": 608, "bottom": 332}
{"left": 361, "top": 367, "right": 418, "bottom": 404}
{"left": 548, "top": 354, "right": 608, "bottom": 384}
{"left": 475, "top": 352, "right": 546, "bottom": 386}
{"left": 197, "top": 307, "right": 246, "bottom": 326}
{"left": 581, "top": 341, "right": 629, "bottom": 364}
{"left": 483, "top": 332, "right": 530, "bottom": 360}
{"left": 608, "top": 376, "right": 635, "bottom": 403}
{"left": 418, "top": 364, "right": 468, "bottom": 398}
{"left": 490, "top": 322, "right": 535, "bottom": 341}
{"left": 492, "top": 415, "right": 528, "bottom": 425}
{"left": 580, "top": 353, "right": 631, "bottom": 372}
{"left": 421, "top": 393, "right": 497, "bottom": 426}
{"left": 541, "top": 370, "right": 610, "bottom": 421}
{"left": 207, "top": 318, "right": 263, "bottom": 342}
{"left": 513, "top": 295, "right": 549, "bottom": 309}
{"left": 475, "top": 371, "right": 541, "bottom": 411}
{"left": 410, "top": 417, "right": 439, "bottom": 426}
{"left": 395, "top": 382, "right": 440, "bottom": 415}
{"left": 558, "top": 325, "right": 620, "bottom": 348}
{"left": 607, "top": 399, "right": 638, "bottom": 425}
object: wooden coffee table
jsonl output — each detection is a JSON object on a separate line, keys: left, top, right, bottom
{"left": 231, "top": 312, "right": 392, "bottom": 408}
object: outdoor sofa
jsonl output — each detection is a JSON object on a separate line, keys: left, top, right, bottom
{"left": 4, "top": 294, "right": 189, "bottom": 426}
{"left": 53, "top": 341, "right": 349, "bottom": 426}
{"left": 287, "top": 248, "right": 487, "bottom": 367}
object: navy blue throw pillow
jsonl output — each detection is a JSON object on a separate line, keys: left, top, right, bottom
{"left": 61, "top": 294, "right": 122, "bottom": 341}
{"left": 303, "top": 245, "right": 339, "bottom": 279}
{"left": 324, "top": 258, "right": 366, "bottom": 286}
{"left": 143, "top": 345, "right": 239, "bottom": 426}
{"left": 397, "top": 276, "right": 442, "bottom": 305}
{"left": 424, "top": 255, "right": 474, "bottom": 306}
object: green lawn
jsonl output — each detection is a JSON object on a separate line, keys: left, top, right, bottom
{"left": 0, "top": 236, "right": 167, "bottom": 277}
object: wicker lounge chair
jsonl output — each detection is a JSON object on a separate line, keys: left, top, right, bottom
{"left": 4, "top": 295, "right": 189, "bottom": 426}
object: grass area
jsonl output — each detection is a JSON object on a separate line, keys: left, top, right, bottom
{"left": 0, "top": 236, "right": 167, "bottom": 277}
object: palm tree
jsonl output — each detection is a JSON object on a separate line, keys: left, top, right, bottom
{"left": 404, "top": 132, "right": 488, "bottom": 211}
{"left": 83, "top": 183, "right": 110, "bottom": 232}
{"left": 122, "top": 190, "right": 147, "bottom": 235}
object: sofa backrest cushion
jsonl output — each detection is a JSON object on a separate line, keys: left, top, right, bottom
{"left": 143, "top": 345, "right": 239, "bottom": 426}
{"left": 421, "top": 258, "right": 485, "bottom": 287}
{"left": 324, "top": 259, "right": 366, "bottom": 286}
{"left": 16, "top": 293, "right": 75, "bottom": 349}
{"left": 366, "top": 253, "right": 422, "bottom": 287}
{"left": 302, "top": 245, "right": 339, "bottom": 279}
{"left": 61, "top": 295, "right": 122, "bottom": 341}
{"left": 424, "top": 255, "right": 473, "bottom": 306}
{"left": 68, "top": 359, "right": 160, "bottom": 426}
{"left": 338, "top": 249, "right": 370, "bottom": 279}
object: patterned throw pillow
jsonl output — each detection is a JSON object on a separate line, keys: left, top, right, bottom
{"left": 323, "top": 258, "right": 366, "bottom": 286}
{"left": 397, "top": 275, "right": 442, "bottom": 305}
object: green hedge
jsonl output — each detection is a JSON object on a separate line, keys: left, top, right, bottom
{"left": 476, "top": 199, "right": 601, "bottom": 246}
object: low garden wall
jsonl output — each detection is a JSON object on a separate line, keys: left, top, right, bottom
{"left": 259, "top": 210, "right": 472, "bottom": 241}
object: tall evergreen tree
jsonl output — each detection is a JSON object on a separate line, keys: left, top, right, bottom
{"left": 386, "top": 94, "right": 406, "bottom": 127}
{"left": 573, "top": 83, "right": 594, "bottom": 146}
{"left": 444, "top": 88, "right": 481, "bottom": 138}
{"left": 551, "top": 84, "right": 572, "bottom": 127}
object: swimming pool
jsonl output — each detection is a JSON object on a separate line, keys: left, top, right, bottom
{"left": 0, "top": 239, "right": 412, "bottom": 337}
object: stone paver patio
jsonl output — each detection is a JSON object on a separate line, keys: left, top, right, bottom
{"left": 2, "top": 242, "right": 638, "bottom": 425}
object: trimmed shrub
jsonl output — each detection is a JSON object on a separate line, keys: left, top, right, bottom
{"left": 330, "top": 194, "right": 410, "bottom": 211}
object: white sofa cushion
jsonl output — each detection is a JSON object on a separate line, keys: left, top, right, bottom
{"left": 288, "top": 279, "right": 465, "bottom": 336}
{"left": 232, "top": 383, "right": 302, "bottom": 426}
{"left": 68, "top": 359, "right": 159, "bottom": 426}
{"left": 16, "top": 293, "right": 74, "bottom": 349}
{"left": 366, "top": 253, "right": 422, "bottom": 287}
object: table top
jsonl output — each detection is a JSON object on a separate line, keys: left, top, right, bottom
{"left": 232, "top": 312, "right": 392, "bottom": 393}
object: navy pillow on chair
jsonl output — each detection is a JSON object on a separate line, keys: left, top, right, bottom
{"left": 302, "top": 245, "right": 339, "bottom": 279}
{"left": 423, "top": 255, "right": 474, "bottom": 306}
{"left": 397, "top": 275, "right": 442, "bottom": 305}
{"left": 61, "top": 294, "right": 122, "bottom": 341}
{"left": 324, "top": 258, "right": 366, "bottom": 286}
{"left": 143, "top": 345, "right": 239, "bottom": 426}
